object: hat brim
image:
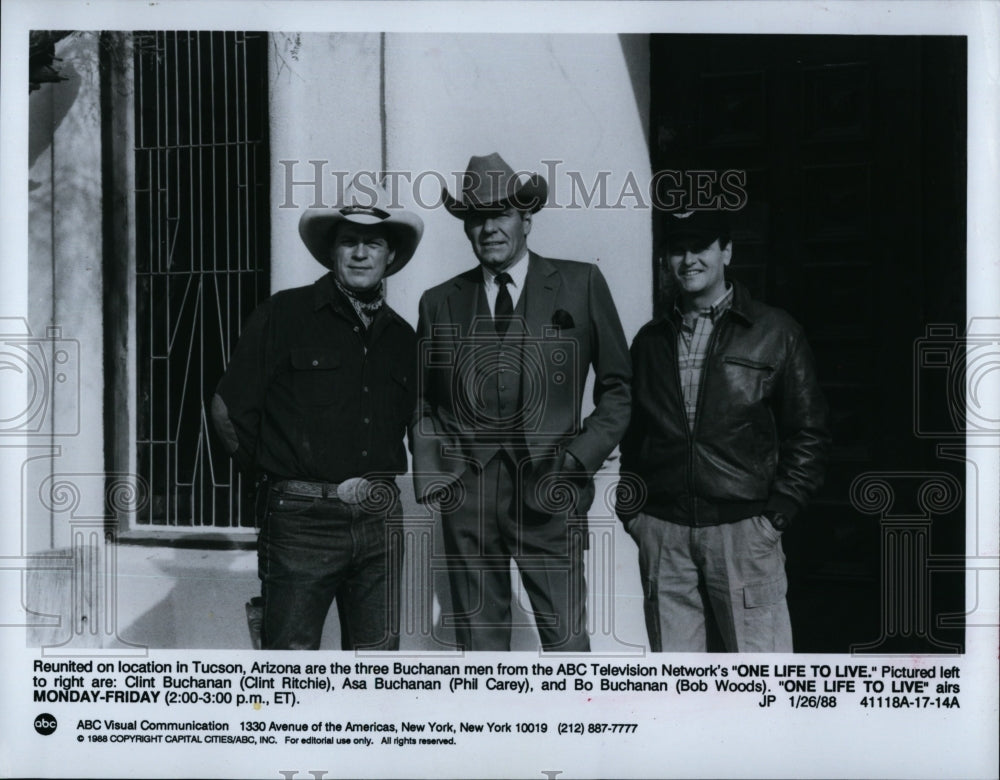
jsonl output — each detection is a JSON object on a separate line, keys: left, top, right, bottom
{"left": 662, "top": 210, "right": 731, "bottom": 253}
{"left": 298, "top": 208, "right": 424, "bottom": 276}
{"left": 442, "top": 175, "right": 548, "bottom": 218}
{"left": 661, "top": 231, "right": 721, "bottom": 255}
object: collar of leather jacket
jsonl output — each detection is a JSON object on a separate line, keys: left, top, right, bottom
{"left": 665, "top": 278, "right": 756, "bottom": 328}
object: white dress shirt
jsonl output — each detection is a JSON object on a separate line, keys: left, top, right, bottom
{"left": 481, "top": 251, "right": 529, "bottom": 316}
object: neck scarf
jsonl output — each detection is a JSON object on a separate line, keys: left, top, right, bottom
{"left": 335, "top": 279, "right": 385, "bottom": 329}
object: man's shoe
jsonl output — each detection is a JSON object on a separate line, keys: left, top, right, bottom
{"left": 245, "top": 596, "right": 264, "bottom": 650}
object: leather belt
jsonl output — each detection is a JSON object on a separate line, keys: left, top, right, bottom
{"left": 273, "top": 477, "right": 380, "bottom": 505}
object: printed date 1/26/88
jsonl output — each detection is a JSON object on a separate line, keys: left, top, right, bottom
{"left": 558, "top": 723, "right": 639, "bottom": 735}
{"left": 788, "top": 696, "right": 838, "bottom": 708}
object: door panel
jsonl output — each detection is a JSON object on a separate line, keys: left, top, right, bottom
{"left": 650, "top": 35, "right": 966, "bottom": 652}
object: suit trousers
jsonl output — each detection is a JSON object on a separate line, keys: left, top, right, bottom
{"left": 439, "top": 450, "right": 589, "bottom": 652}
{"left": 626, "top": 513, "right": 792, "bottom": 652}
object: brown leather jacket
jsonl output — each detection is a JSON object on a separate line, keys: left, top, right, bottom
{"left": 618, "top": 281, "right": 830, "bottom": 526}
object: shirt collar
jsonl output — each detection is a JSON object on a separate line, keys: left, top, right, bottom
{"left": 313, "top": 272, "right": 341, "bottom": 311}
{"left": 673, "top": 283, "right": 734, "bottom": 325}
{"left": 481, "top": 249, "right": 529, "bottom": 290}
{"left": 313, "top": 272, "right": 373, "bottom": 320}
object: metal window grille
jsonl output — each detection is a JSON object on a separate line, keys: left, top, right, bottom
{"left": 134, "top": 31, "right": 270, "bottom": 529}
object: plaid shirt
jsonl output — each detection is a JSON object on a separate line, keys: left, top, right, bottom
{"left": 675, "top": 285, "right": 734, "bottom": 429}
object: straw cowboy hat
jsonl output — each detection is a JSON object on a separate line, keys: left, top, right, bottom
{"left": 442, "top": 152, "right": 548, "bottom": 218}
{"left": 298, "top": 181, "right": 424, "bottom": 275}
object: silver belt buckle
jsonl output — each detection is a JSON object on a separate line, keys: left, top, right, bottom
{"left": 336, "top": 477, "right": 372, "bottom": 505}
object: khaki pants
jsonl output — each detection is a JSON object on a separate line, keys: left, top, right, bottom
{"left": 626, "top": 513, "right": 792, "bottom": 652}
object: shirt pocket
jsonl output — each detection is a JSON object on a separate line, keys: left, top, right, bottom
{"left": 722, "top": 355, "right": 774, "bottom": 372}
{"left": 720, "top": 355, "right": 778, "bottom": 467}
{"left": 720, "top": 355, "right": 775, "bottom": 405}
{"left": 290, "top": 348, "right": 342, "bottom": 406}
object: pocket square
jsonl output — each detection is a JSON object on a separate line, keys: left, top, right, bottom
{"left": 551, "top": 309, "right": 575, "bottom": 329}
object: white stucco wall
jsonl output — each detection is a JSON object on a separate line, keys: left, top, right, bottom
{"left": 25, "top": 33, "right": 106, "bottom": 553}
{"left": 268, "top": 32, "right": 385, "bottom": 294}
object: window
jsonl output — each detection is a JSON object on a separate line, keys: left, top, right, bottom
{"left": 133, "top": 31, "right": 270, "bottom": 530}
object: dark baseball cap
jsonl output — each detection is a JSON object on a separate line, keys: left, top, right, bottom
{"left": 662, "top": 210, "right": 731, "bottom": 253}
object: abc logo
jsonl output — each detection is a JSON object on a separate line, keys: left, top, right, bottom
{"left": 34, "top": 713, "right": 57, "bottom": 735}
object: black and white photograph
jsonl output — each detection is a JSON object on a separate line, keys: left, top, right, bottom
{"left": 2, "top": 1, "right": 998, "bottom": 778}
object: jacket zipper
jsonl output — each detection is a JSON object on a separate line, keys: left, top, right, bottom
{"left": 665, "top": 320, "right": 696, "bottom": 517}
{"left": 678, "top": 312, "right": 728, "bottom": 527}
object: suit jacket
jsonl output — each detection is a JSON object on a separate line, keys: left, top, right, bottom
{"left": 411, "top": 252, "right": 631, "bottom": 514}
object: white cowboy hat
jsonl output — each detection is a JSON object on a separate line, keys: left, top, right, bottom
{"left": 298, "top": 182, "right": 424, "bottom": 275}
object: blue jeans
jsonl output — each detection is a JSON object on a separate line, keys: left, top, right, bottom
{"left": 258, "top": 485, "right": 402, "bottom": 650}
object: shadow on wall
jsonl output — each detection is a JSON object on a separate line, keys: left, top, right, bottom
{"left": 25, "top": 526, "right": 546, "bottom": 651}
{"left": 24, "top": 466, "right": 646, "bottom": 650}
{"left": 29, "top": 33, "right": 86, "bottom": 189}
{"left": 26, "top": 541, "right": 260, "bottom": 651}
{"left": 114, "top": 546, "right": 259, "bottom": 649}
{"left": 617, "top": 33, "right": 650, "bottom": 150}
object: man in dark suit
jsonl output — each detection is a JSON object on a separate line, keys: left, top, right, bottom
{"left": 411, "top": 153, "right": 631, "bottom": 651}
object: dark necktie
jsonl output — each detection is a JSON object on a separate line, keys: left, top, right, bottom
{"left": 494, "top": 272, "right": 513, "bottom": 335}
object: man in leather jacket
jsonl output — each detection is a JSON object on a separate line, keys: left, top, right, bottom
{"left": 618, "top": 209, "right": 830, "bottom": 652}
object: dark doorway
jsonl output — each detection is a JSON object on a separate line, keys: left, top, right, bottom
{"left": 133, "top": 31, "right": 271, "bottom": 530}
{"left": 649, "top": 35, "right": 967, "bottom": 652}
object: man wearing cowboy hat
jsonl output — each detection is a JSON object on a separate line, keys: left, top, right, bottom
{"left": 618, "top": 208, "right": 829, "bottom": 652}
{"left": 411, "top": 153, "right": 631, "bottom": 651}
{"left": 212, "top": 183, "right": 423, "bottom": 650}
